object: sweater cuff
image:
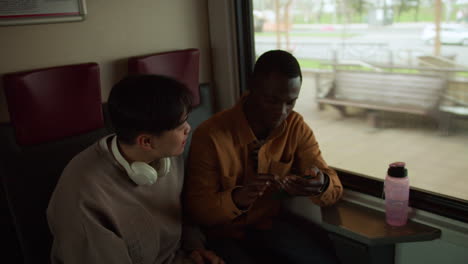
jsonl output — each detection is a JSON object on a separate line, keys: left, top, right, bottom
{"left": 316, "top": 173, "right": 335, "bottom": 200}
{"left": 319, "top": 173, "right": 330, "bottom": 193}
{"left": 310, "top": 171, "right": 330, "bottom": 197}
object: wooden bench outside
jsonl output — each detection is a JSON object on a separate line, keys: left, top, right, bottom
{"left": 315, "top": 70, "right": 451, "bottom": 133}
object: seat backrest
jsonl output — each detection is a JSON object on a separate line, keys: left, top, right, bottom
{"left": 1, "top": 63, "right": 109, "bottom": 264}
{"left": 128, "top": 49, "right": 201, "bottom": 106}
{"left": 335, "top": 70, "right": 447, "bottom": 110}
{"left": 0, "top": 162, "right": 23, "bottom": 264}
{"left": 183, "top": 83, "right": 214, "bottom": 160}
{"left": 3, "top": 63, "right": 104, "bottom": 146}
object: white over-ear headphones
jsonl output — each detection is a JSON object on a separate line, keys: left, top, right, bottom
{"left": 111, "top": 136, "right": 171, "bottom": 185}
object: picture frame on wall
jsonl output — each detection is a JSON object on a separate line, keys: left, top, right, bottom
{"left": 0, "top": 0, "right": 87, "bottom": 26}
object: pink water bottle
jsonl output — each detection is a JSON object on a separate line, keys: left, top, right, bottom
{"left": 384, "top": 162, "right": 409, "bottom": 226}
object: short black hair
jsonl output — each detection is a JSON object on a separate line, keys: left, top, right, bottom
{"left": 252, "top": 50, "right": 302, "bottom": 81}
{"left": 108, "top": 74, "right": 192, "bottom": 144}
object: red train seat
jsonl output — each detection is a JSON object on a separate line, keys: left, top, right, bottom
{"left": 128, "top": 49, "right": 201, "bottom": 106}
{"left": 1, "top": 62, "right": 109, "bottom": 264}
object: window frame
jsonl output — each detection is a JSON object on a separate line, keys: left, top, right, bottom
{"left": 234, "top": 0, "right": 255, "bottom": 93}
{"left": 234, "top": 0, "right": 468, "bottom": 223}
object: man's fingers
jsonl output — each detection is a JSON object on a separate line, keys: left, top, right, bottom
{"left": 303, "top": 186, "right": 322, "bottom": 193}
{"left": 283, "top": 184, "right": 307, "bottom": 196}
{"left": 287, "top": 178, "right": 315, "bottom": 190}
{"left": 247, "top": 179, "right": 270, "bottom": 187}
{"left": 245, "top": 179, "right": 272, "bottom": 194}
{"left": 245, "top": 187, "right": 265, "bottom": 198}
{"left": 245, "top": 182, "right": 269, "bottom": 192}
{"left": 271, "top": 179, "right": 284, "bottom": 190}
{"left": 281, "top": 178, "right": 301, "bottom": 193}
{"left": 291, "top": 175, "right": 323, "bottom": 187}
{"left": 305, "top": 178, "right": 324, "bottom": 187}
{"left": 245, "top": 173, "right": 312, "bottom": 198}
{"left": 283, "top": 179, "right": 320, "bottom": 196}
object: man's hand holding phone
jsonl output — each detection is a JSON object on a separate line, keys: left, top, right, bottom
{"left": 232, "top": 174, "right": 274, "bottom": 209}
{"left": 275, "top": 167, "right": 326, "bottom": 196}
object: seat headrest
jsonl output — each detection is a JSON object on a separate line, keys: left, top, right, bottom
{"left": 3, "top": 62, "right": 104, "bottom": 146}
{"left": 128, "top": 49, "right": 200, "bottom": 106}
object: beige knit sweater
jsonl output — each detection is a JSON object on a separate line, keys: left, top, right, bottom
{"left": 47, "top": 135, "right": 201, "bottom": 264}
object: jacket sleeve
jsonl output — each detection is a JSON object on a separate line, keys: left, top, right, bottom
{"left": 49, "top": 209, "right": 133, "bottom": 264}
{"left": 184, "top": 128, "right": 244, "bottom": 227}
{"left": 293, "top": 118, "right": 343, "bottom": 206}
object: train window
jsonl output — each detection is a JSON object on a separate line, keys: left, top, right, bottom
{"left": 239, "top": 0, "right": 468, "bottom": 221}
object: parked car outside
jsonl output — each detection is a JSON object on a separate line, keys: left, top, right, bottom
{"left": 421, "top": 23, "right": 468, "bottom": 45}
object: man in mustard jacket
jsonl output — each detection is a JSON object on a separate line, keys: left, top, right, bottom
{"left": 185, "top": 50, "right": 343, "bottom": 264}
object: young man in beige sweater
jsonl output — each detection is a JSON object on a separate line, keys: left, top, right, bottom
{"left": 47, "top": 75, "right": 224, "bottom": 264}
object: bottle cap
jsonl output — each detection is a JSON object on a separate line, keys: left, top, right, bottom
{"left": 388, "top": 162, "right": 407, "bottom": 178}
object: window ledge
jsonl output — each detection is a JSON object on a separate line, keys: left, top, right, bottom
{"left": 321, "top": 197, "right": 441, "bottom": 246}
{"left": 343, "top": 189, "right": 468, "bottom": 248}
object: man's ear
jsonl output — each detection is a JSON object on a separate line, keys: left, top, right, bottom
{"left": 135, "top": 134, "right": 154, "bottom": 150}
